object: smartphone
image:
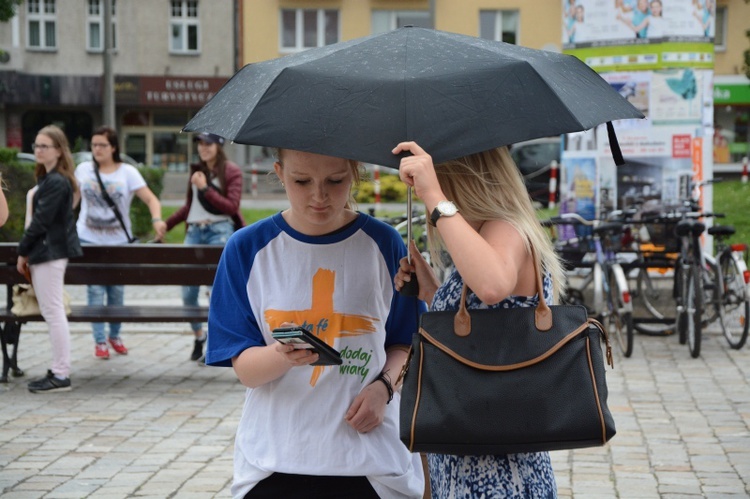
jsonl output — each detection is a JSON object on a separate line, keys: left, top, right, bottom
{"left": 272, "top": 326, "right": 343, "bottom": 366}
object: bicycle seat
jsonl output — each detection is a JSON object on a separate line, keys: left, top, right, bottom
{"left": 675, "top": 220, "right": 705, "bottom": 237}
{"left": 707, "top": 225, "right": 735, "bottom": 238}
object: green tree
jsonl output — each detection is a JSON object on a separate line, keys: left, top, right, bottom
{"left": 0, "top": 0, "right": 21, "bottom": 22}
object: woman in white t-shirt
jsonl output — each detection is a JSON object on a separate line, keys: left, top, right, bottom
{"left": 206, "top": 148, "right": 425, "bottom": 498}
{"left": 75, "top": 126, "right": 166, "bottom": 360}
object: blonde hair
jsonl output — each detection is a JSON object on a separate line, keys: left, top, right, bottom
{"left": 431, "top": 147, "right": 565, "bottom": 301}
{"left": 35, "top": 125, "right": 79, "bottom": 194}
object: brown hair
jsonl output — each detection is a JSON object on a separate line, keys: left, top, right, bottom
{"left": 91, "top": 125, "right": 122, "bottom": 164}
{"left": 196, "top": 143, "right": 229, "bottom": 193}
{"left": 35, "top": 125, "right": 79, "bottom": 194}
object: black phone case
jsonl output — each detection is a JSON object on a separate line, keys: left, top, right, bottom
{"left": 272, "top": 327, "right": 343, "bottom": 366}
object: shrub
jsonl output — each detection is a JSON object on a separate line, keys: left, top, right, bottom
{"left": 0, "top": 149, "right": 37, "bottom": 242}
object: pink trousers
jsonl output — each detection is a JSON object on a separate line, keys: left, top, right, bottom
{"left": 30, "top": 258, "right": 71, "bottom": 379}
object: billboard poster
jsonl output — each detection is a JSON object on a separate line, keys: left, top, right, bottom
{"left": 559, "top": 69, "right": 712, "bottom": 220}
{"left": 562, "top": 0, "right": 715, "bottom": 71}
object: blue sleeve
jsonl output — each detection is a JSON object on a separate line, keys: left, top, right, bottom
{"left": 363, "top": 217, "right": 427, "bottom": 348}
{"left": 205, "top": 227, "right": 265, "bottom": 367}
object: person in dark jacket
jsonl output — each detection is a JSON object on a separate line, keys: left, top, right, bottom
{"left": 160, "top": 132, "right": 245, "bottom": 362}
{"left": 17, "top": 125, "right": 83, "bottom": 393}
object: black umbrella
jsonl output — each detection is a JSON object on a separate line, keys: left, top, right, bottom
{"left": 185, "top": 27, "right": 643, "bottom": 295}
{"left": 184, "top": 26, "right": 643, "bottom": 169}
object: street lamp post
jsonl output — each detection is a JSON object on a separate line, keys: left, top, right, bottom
{"left": 102, "top": 0, "right": 115, "bottom": 127}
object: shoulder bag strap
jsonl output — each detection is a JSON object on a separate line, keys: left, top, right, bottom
{"left": 93, "top": 164, "right": 136, "bottom": 243}
{"left": 453, "top": 244, "right": 553, "bottom": 336}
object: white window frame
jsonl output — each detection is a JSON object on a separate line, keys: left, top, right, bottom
{"left": 371, "top": 10, "right": 431, "bottom": 34}
{"left": 26, "top": 0, "right": 57, "bottom": 51}
{"left": 86, "top": 0, "right": 117, "bottom": 53}
{"left": 279, "top": 9, "right": 339, "bottom": 53}
{"left": 479, "top": 10, "right": 519, "bottom": 45}
{"left": 714, "top": 5, "right": 727, "bottom": 52}
{"left": 169, "top": 0, "right": 200, "bottom": 55}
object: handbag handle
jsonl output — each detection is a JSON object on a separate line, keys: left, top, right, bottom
{"left": 453, "top": 245, "right": 553, "bottom": 337}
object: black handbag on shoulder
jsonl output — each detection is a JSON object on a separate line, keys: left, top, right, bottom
{"left": 399, "top": 248, "right": 616, "bottom": 456}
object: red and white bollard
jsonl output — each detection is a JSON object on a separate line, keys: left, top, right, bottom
{"left": 251, "top": 168, "right": 258, "bottom": 197}
{"left": 373, "top": 165, "right": 381, "bottom": 214}
{"left": 742, "top": 156, "right": 748, "bottom": 184}
{"left": 548, "top": 160, "right": 558, "bottom": 209}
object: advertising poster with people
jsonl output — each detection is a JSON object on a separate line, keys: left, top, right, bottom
{"left": 562, "top": 0, "right": 715, "bottom": 72}
{"left": 560, "top": 0, "right": 715, "bottom": 232}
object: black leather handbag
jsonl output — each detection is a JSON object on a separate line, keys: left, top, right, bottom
{"left": 399, "top": 250, "right": 616, "bottom": 456}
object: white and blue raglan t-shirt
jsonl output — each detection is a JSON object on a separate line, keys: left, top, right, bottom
{"left": 206, "top": 212, "right": 426, "bottom": 499}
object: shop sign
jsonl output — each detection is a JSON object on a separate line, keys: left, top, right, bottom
{"left": 713, "top": 83, "right": 750, "bottom": 105}
{"left": 115, "top": 76, "right": 228, "bottom": 107}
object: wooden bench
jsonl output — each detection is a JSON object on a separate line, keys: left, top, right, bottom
{"left": 0, "top": 243, "right": 224, "bottom": 383}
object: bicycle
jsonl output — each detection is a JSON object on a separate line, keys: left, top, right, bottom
{"left": 703, "top": 225, "right": 750, "bottom": 349}
{"left": 545, "top": 212, "right": 635, "bottom": 357}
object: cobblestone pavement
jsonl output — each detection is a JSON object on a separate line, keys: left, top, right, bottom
{"left": 2, "top": 285, "right": 750, "bottom": 497}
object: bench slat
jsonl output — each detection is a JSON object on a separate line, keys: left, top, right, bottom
{"left": 0, "top": 305, "right": 209, "bottom": 323}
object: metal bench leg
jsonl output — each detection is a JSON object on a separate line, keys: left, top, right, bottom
{"left": 1, "top": 322, "right": 24, "bottom": 383}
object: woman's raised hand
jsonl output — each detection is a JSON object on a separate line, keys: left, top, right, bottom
{"left": 394, "top": 240, "right": 441, "bottom": 305}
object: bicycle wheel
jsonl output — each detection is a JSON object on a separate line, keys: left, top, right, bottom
{"left": 634, "top": 267, "right": 675, "bottom": 336}
{"left": 717, "top": 252, "right": 750, "bottom": 349}
{"left": 676, "top": 260, "right": 689, "bottom": 345}
{"left": 685, "top": 265, "right": 703, "bottom": 358}
{"left": 607, "top": 266, "right": 634, "bottom": 357}
{"left": 701, "top": 257, "right": 720, "bottom": 327}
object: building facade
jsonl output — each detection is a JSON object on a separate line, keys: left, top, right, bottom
{"left": 238, "top": 0, "right": 748, "bottom": 169}
{"left": 0, "top": 0, "right": 238, "bottom": 171}
{"left": 713, "top": 0, "right": 750, "bottom": 168}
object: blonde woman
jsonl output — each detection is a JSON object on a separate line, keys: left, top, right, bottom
{"left": 394, "top": 141, "right": 565, "bottom": 497}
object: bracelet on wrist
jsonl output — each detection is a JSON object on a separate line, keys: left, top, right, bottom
{"left": 374, "top": 372, "right": 394, "bottom": 404}
{"left": 151, "top": 217, "right": 162, "bottom": 223}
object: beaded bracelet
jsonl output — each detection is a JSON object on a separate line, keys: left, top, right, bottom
{"left": 374, "top": 372, "right": 394, "bottom": 404}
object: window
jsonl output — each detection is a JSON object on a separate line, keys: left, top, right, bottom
{"left": 87, "top": 0, "right": 117, "bottom": 52}
{"left": 479, "top": 10, "right": 519, "bottom": 45}
{"left": 27, "top": 0, "right": 57, "bottom": 50}
{"left": 170, "top": 0, "right": 199, "bottom": 54}
{"left": 280, "top": 9, "right": 338, "bottom": 51}
{"left": 714, "top": 6, "right": 727, "bottom": 52}
{"left": 371, "top": 10, "right": 431, "bottom": 34}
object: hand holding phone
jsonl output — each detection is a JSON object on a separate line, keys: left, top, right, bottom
{"left": 272, "top": 326, "right": 343, "bottom": 366}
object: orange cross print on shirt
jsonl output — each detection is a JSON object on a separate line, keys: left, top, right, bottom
{"left": 265, "top": 268, "right": 380, "bottom": 386}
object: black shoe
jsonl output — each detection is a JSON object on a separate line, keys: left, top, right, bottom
{"left": 190, "top": 337, "right": 205, "bottom": 361}
{"left": 28, "top": 370, "right": 72, "bottom": 393}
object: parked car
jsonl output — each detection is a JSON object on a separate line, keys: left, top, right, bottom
{"left": 15, "top": 152, "right": 37, "bottom": 165}
{"left": 510, "top": 137, "right": 561, "bottom": 207}
{"left": 73, "top": 151, "right": 143, "bottom": 167}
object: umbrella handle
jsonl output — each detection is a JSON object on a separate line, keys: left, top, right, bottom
{"left": 400, "top": 186, "right": 420, "bottom": 296}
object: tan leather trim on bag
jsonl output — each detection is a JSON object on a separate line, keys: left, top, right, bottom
{"left": 419, "top": 322, "right": 590, "bottom": 371}
{"left": 409, "top": 346, "right": 425, "bottom": 451}
{"left": 585, "top": 337, "right": 608, "bottom": 444}
{"left": 587, "top": 318, "right": 614, "bottom": 369}
{"left": 531, "top": 245, "right": 552, "bottom": 331}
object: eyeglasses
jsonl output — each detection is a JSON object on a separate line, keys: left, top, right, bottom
{"left": 32, "top": 143, "right": 57, "bottom": 151}
{"left": 91, "top": 143, "right": 111, "bottom": 149}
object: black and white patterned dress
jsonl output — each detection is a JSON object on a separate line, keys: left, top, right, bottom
{"left": 427, "top": 269, "right": 557, "bottom": 499}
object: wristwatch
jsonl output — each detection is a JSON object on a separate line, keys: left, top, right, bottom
{"left": 429, "top": 200, "right": 459, "bottom": 226}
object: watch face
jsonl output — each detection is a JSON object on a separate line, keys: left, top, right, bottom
{"left": 438, "top": 200, "right": 458, "bottom": 216}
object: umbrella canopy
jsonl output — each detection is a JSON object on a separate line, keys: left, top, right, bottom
{"left": 184, "top": 27, "right": 643, "bottom": 168}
